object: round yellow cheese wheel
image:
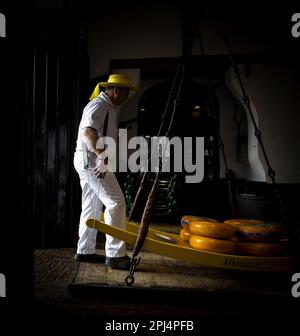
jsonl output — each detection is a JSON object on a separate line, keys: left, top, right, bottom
{"left": 189, "top": 220, "right": 236, "bottom": 239}
{"left": 180, "top": 228, "right": 191, "bottom": 242}
{"left": 224, "top": 218, "right": 264, "bottom": 228}
{"left": 189, "top": 235, "right": 236, "bottom": 254}
{"left": 181, "top": 215, "right": 217, "bottom": 228}
{"left": 236, "top": 223, "right": 284, "bottom": 242}
{"left": 237, "top": 241, "right": 283, "bottom": 257}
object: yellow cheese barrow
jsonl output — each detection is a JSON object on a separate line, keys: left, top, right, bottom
{"left": 86, "top": 218, "right": 293, "bottom": 273}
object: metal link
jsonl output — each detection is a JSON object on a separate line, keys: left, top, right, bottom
{"left": 125, "top": 257, "right": 141, "bottom": 286}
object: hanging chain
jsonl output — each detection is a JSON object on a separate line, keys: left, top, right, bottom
{"left": 222, "top": 33, "right": 277, "bottom": 182}
{"left": 221, "top": 29, "right": 299, "bottom": 268}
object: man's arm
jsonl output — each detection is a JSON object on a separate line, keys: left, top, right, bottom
{"left": 83, "top": 127, "right": 105, "bottom": 156}
{"left": 83, "top": 127, "right": 107, "bottom": 178}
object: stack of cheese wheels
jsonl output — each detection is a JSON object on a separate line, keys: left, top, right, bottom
{"left": 180, "top": 215, "right": 218, "bottom": 243}
{"left": 224, "top": 219, "right": 284, "bottom": 256}
{"left": 187, "top": 218, "right": 237, "bottom": 254}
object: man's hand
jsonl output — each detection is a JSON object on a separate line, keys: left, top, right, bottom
{"left": 94, "top": 155, "right": 108, "bottom": 179}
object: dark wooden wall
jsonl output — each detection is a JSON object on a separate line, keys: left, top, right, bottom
{"left": 0, "top": 8, "right": 91, "bottom": 301}
{"left": 21, "top": 11, "right": 89, "bottom": 248}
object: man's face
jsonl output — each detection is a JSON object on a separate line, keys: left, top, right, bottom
{"left": 114, "top": 87, "right": 130, "bottom": 106}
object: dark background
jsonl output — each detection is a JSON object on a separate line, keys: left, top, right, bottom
{"left": 0, "top": 2, "right": 299, "bottom": 325}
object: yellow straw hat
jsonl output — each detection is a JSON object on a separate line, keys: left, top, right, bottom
{"left": 89, "top": 73, "right": 138, "bottom": 100}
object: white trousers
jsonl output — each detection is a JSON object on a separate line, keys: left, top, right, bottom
{"left": 73, "top": 151, "right": 127, "bottom": 257}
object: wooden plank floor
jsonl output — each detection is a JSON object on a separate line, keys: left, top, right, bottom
{"left": 69, "top": 248, "right": 290, "bottom": 296}
{"left": 72, "top": 251, "right": 238, "bottom": 289}
{"left": 34, "top": 247, "right": 299, "bottom": 324}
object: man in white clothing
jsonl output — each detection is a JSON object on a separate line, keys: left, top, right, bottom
{"left": 73, "top": 73, "right": 138, "bottom": 270}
